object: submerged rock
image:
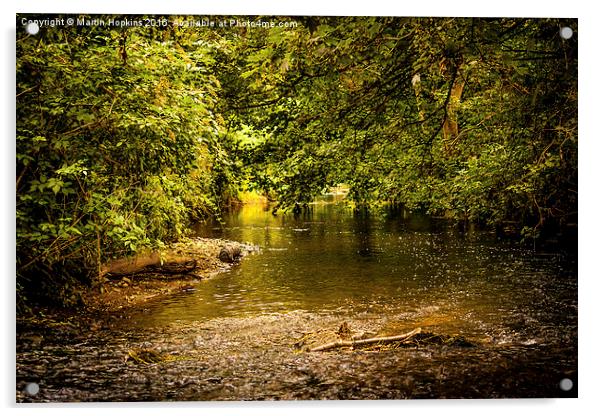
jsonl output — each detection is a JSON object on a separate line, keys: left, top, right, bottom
{"left": 219, "top": 245, "right": 242, "bottom": 263}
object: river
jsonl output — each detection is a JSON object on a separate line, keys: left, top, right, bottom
{"left": 16, "top": 201, "right": 577, "bottom": 401}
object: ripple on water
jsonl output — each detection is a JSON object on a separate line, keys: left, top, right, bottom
{"left": 19, "top": 204, "right": 577, "bottom": 401}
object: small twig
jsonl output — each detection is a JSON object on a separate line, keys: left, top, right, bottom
{"left": 16, "top": 85, "right": 38, "bottom": 98}
{"left": 310, "top": 327, "right": 422, "bottom": 352}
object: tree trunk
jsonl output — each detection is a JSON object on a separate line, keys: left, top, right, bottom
{"left": 105, "top": 260, "right": 198, "bottom": 280}
{"left": 442, "top": 73, "right": 466, "bottom": 143}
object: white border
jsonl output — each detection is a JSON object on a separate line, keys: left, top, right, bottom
{"left": 12, "top": 0, "right": 581, "bottom": 17}
{"left": 3, "top": 1, "right": 599, "bottom": 416}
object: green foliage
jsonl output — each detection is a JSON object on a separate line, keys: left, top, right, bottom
{"left": 16, "top": 19, "right": 238, "bottom": 307}
{"left": 16, "top": 15, "right": 577, "bottom": 308}
{"left": 225, "top": 17, "right": 577, "bottom": 231}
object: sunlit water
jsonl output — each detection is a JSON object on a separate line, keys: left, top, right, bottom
{"left": 17, "top": 201, "right": 578, "bottom": 401}
{"left": 132, "top": 202, "right": 577, "bottom": 348}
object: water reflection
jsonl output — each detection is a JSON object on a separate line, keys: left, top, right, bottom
{"left": 16, "top": 200, "right": 577, "bottom": 402}
{"left": 127, "top": 203, "right": 575, "bottom": 350}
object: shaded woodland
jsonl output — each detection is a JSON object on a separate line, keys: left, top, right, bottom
{"left": 16, "top": 16, "right": 577, "bottom": 308}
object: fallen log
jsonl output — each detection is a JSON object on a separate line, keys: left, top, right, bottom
{"left": 310, "top": 327, "right": 422, "bottom": 352}
{"left": 144, "top": 260, "right": 198, "bottom": 275}
{"left": 105, "top": 260, "right": 198, "bottom": 280}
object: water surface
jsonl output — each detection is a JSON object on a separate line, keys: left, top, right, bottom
{"left": 17, "top": 202, "right": 577, "bottom": 401}
{"left": 134, "top": 202, "right": 577, "bottom": 348}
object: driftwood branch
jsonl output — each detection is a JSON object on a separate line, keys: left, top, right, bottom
{"left": 105, "top": 260, "right": 198, "bottom": 280}
{"left": 310, "top": 327, "right": 422, "bottom": 352}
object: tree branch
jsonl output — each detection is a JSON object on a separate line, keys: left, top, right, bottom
{"left": 310, "top": 327, "right": 422, "bottom": 352}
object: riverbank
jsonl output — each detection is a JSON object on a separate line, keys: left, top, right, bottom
{"left": 17, "top": 237, "right": 259, "bottom": 323}
{"left": 16, "top": 236, "right": 261, "bottom": 379}
{"left": 16, "top": 204, "right": 577, "bottom": 401}
{"left": 84, "top": 237, "right": 259, "bottom": 313}
{"left": 17, "top": 308, "right": 576, "bottom": 402}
